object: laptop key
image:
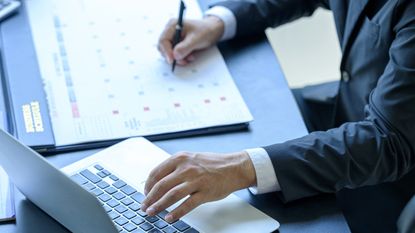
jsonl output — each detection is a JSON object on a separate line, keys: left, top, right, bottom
{"left": 97, "top": 171, "right": 109, "bottom": 178}
{"left": 113, "top": 180, "right": 127, "bottom": 189}
{"left": 129, "top": 203, "right": 141, "bottom": 211}
{"left": 102, "top": 169, "right": 111, "bottom": 176}
{"left": 121, "top": 185, "right": 137, "bottom": 195}
{"left": 131, "top": 229, "right": 146, "bottom": 233}
{"left": 121, "top": 197, "right": 134, "bottom": 206}
{"left": 113, "top": 191, "right": 127, "bottom": 200}
{"left": 183, "top": 228, "right": 199, "bottom": 233}
{"left": 123, "top": 222, "right": 137, "bottom": 232}
{"left": 103, "top": 204, "right": 112, "bottom": 212}
{"left": 137, "top": 209, "right": 148, "bottom": 217}
{"left": 83, "top": 182, "right": 96, "bottom": 191}
{"left": 107, "top": 199, "right": 120, "bottom": 208}
{"left": 115, "top": 216, "right": 128, "bottom": 226}
{"left": 110, "top": 175, "right": 119, "bottom": 181}
{"left": 172, "top": 220, "right": 190, "bottom": 232}
{"left": 71, "top": 174, "right": 88, "bottom": 185}
{"left": 131, "top": 216, "right": 145, "bottom": 225}
{"left": 157, "top": 210, "right": 169, "bottom": 220}
{"left": 145, "top": 215, "right": 159, "bottom": 223}
{"left": 99, "top": 193, "right": 111, "bottom": 202}
{"left": 115, "top": 205, "right": 128, "bottom": 213}
{"left": 80, "top": 169, "right": 101, "bottom": 183}
{"left": 154, "top": 220, "right": 168, "bottom": 229}
{"left": 139, "top": 222, "right": 153, "bottom": 231}
{"left": 131, "top": 192, "right": 145, "bottom": 203}
{"left": 123, "top": 210, "right": 137, "bottom": 219}
{"left": 162, "top": 226, "right": 177, "bottom": 233}
{"left": 91, "top": 188, "right": 104, "bottom": 196}
{"left": 97, "top": 180, "right": 110, "bottom": 189}
{"left": 148, "top": 229, "right": 162, "bottom": 233}
{"left": 109, "top": 211, "right": 120, "bottom": 220}
{"left": 94, "top": 164, "right": 104, "bottom": 171}
{"left": 105, "top": 186, "right": 118, "bottom": 195}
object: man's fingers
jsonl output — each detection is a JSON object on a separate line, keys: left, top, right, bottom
{"left": 165, "top": 192, "right": 204, "bottom": 222}
{"left": 144, "top": 158, "right": 176, "bottom": 195}
{"left": 158, "top": 19, "right": 177, "bottom": 64}
{"left": 176, "top": 59, "right": 188, "bottom": 66}
{"left": 186, "top": 54, "right": 196, "bottom": 62}
{"left": 142, "top": 171, "right": 182, "bottom": 212}
{"left": 158, "top": 39, "right": 174, "bottom": 64}
{"left": 173, "top": 34, "right": 200, "bottom": 61}
{"left": 145, "top": 182, "right": 195, "bottom": 217}
{"left": 171, "top": 53, "right": 195, "bottom": 68}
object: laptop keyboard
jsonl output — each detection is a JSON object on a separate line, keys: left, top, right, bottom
{"left": 70, "top": 164, "right": 199, "bottom": 233}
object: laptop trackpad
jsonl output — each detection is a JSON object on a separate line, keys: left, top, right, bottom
{"left": 176, "top": 194, "right": 280, "bottom": 233}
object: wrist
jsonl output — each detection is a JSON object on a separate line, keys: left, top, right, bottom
{"left": 204, "top": 15, "right": 224, "bottom": 44}
{"left": 227, "top": 151, "right": 257, "bottom": 190}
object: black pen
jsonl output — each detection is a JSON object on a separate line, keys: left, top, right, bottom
{"left": 172, "top": 0, "right": 186, "bottom": 72}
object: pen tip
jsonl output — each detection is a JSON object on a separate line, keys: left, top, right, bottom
{"left": 172, "top": 61, "right": 176, "bottom": 73}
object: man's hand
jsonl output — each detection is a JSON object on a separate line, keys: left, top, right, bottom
{"left": 158, "top": 16, "right": 224, "bottom": 66}
{"left": 142, "top": 151, "right": 256, "bottom": 222}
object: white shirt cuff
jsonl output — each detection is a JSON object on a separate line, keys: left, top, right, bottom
{"left": 205, "top": 6, "right": 237, "bottom": 41}
{"left": 245, "top": 148, "right": 281, "bottom": 194}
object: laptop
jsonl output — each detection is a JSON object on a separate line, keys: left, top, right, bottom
{"left": 0, "top": 129, "right": 280, "bottom": 233}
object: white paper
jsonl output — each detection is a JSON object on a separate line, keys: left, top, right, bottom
{"left": 25, "top": 0, "right": 253, "bottom": 146}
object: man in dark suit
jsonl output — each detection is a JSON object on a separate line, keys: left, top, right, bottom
{"left": 141, "top": 1, "right": 415, "bottom": 232}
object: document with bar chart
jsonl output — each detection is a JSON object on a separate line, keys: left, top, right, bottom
{"left": 24, "top": 0, "right": 253, "bottom": 147}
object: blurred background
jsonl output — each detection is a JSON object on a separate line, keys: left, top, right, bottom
{"left": 266, "top": 8, "right": 341, "bottom": 88}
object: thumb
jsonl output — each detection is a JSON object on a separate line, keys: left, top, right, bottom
{"left": 173, "top": 35, "right": 201, "bottom": 60}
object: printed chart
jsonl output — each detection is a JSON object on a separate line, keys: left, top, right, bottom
{"left": 25, "top": 0, "right": 253, "bottom": 146}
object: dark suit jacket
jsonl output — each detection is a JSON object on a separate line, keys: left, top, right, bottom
{"left": 216, "top": 0, "right": 415, "bottom": 232}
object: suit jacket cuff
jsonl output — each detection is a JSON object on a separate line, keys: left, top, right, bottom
{"left": 205, "top": 6, "right": 237, "bottom": 41}
{"left": 245, "top": 148, "right": 281, "bottom": 194}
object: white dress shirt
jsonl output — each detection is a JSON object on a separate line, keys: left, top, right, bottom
{"left": 205, "top": 6, "right": 237, "bottom": 41}
{"left": 206, "top": 6, "right": 281, "bottom": 194}
{"left": 245, "top": 148, "right": 281, "bottom": 194}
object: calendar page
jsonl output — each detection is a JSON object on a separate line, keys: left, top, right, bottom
{"left": 25, "top": 0, "right": 253, "bottom": 146}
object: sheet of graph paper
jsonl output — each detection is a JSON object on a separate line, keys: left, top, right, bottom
{"left": 25, "top": 0, "right": 253, "bottom": 146}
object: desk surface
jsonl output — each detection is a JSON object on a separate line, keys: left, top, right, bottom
{"left": 0, "top": 1, "right": 351, "bottom": 232}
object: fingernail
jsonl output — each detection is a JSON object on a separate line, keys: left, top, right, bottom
{"left": 141, "top": 204, "right": 147, "bottom": 212}
{"left": 167, "top": 57, "right": 173, "bottom": 64}
{"left": 165, "top": 214, "right": 173, "bottom": 223}
{"left": 147, "top": 207, "right": 155, "bottom": 216}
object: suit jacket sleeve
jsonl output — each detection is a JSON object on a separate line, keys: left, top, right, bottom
{"left": 398, "top": 195, "right": 415, "bottom": 233}
{"left": 214, "top": 0, "right": 329, "bottom": 38}
{"left": 263, "top": 4, "right": 415, "bottom": 202}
